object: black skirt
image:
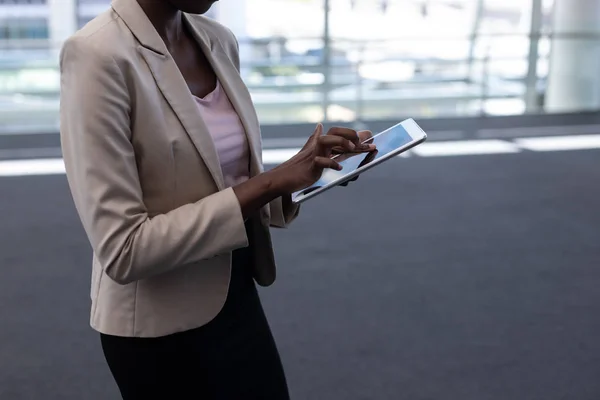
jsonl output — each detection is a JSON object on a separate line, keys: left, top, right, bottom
{"left": 99, "top": 244, "right": 290, "bottom": 400}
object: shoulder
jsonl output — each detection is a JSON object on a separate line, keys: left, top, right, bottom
{"left": 60, "top": 9, "right": 136, "bottom": 71}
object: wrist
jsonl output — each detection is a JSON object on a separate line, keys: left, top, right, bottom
{"left": 262, "top": 169, "right": 287, "bottom": 198}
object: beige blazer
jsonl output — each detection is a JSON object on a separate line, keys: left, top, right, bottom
{"left": 59, "top": 0, "right": 299, "bottom": 338}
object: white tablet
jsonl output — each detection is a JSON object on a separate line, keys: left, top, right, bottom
{"left": 291, "top": 118, "right": 427, "bottom": 204}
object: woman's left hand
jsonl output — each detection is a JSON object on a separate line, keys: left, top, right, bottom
{"left": 329, "top": 129, "right": 374, "bottom": 154}
{"left": 326, "top": 129, "right": 375, "bottom": 187}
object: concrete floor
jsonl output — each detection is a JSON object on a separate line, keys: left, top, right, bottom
{"left": 1, "top": 147, "right": 599, "bottom": 399}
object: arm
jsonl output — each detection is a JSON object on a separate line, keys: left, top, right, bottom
{"left": 60, "top": 38, "right": 282, "bottom": 285}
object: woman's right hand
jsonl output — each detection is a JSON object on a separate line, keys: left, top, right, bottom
{"left": 269, "top": 124, "right": 374, "bottom": 195}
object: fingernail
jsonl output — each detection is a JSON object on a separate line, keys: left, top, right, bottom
{"left": 349, "top": 142, "right": 356, "bottom": 150}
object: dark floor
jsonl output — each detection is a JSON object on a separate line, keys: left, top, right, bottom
{"left": 1, "top": 149, "right": 600, "bottom": 400}
{"left": 3, "top": 111, "right": 600, "bottom": 154}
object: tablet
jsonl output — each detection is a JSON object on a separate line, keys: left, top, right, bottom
{"left": 291, "top": 118, "right": 427, "bottom": 204}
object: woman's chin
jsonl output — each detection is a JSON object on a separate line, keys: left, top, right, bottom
{"left": 170, "top": 0, "right": 218, "bottom": 15}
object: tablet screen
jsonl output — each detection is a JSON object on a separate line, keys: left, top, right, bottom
{"left": 292, "top": 122, "right": 418, "bottom": 200}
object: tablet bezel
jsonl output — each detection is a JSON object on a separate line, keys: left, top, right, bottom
{"left": 291, "top": 118, "right": 427, "bottom": 204}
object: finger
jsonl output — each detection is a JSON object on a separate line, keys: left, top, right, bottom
{"left": 303, "top": 123, "right": 323, "bottom": 149}
{"left": 357, "top": 130, "right": 376, "bottom": 151}
{"left": 357, "top": 130, "right": 373, "bottom": 142}
{"left": 313, "top": 123, "right": 324, "bottom": 138}
{"left": 331, "top": 145, "right": 351, "bottom": 154}
{"left": 314, "top": 156, "right": 342, "bottom": 171}
{"left": 340, "top": 176, "right": 357, "bottom": 186}
{"left": 316, "top": 135, "right": 355, "bottom": 157}
{"left": 327, "top": 127, "right": 375, "bottom": 152}
{"left": 326, "top": 127, "right": 360, "bottom": 146}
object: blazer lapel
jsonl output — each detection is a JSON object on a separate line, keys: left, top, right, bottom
{"left": 184, "top": 15, "right": 263, "bottom": 177}
{"left": 111, "top": 0, "right": 226, "bottom": 189}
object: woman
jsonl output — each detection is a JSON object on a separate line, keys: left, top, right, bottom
{"left": 59, "top": 0, "right": 373, "bottom": 398}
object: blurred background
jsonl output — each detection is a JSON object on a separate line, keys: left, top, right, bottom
{"left": 1, "top": 1, "right": 600, "bottom": 399}
{"left": 1, "top": 0, "right": 600, "bottom": 130}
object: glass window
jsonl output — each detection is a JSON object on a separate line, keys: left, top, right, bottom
{"left": 0, "top": 18, "right": 49, "bottom": 40}
{"left": 214, "top": 0, "right": 326, "bottom": 124}
{"left": 0, "top": 0, "right": 595, "bottom": 134}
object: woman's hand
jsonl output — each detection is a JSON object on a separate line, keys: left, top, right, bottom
{"left": 339, "top": 148, "right": 379, "bottom": 186}
{"left": 331, "top": 129, "right": 374, "bottom": 155}
{"left": 268, "top": 124, "right": 374, "bottom": 195}
{"left": 233, "top": 125, "right": 375, "bottom": 219}
{"left": 334, "top": 130, "right": 376, "bottom": 186}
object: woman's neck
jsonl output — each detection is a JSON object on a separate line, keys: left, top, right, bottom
{"left": 136, "top": 0, "right": 184, "bottom": 46}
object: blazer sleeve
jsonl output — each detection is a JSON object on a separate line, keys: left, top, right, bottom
{"left": 59, "top": 37, "right": 249, "bottom": 285}
{"left": 224, "top": 28, "right": 301, "bottom": 228}
{"left": 269, "top": 196, "right": 300, "bottom": 228}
